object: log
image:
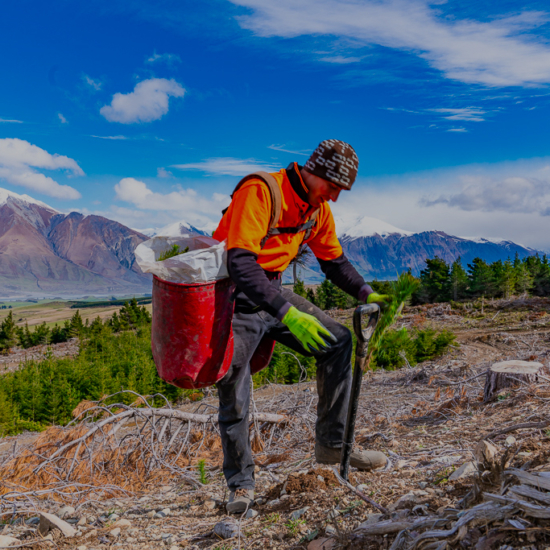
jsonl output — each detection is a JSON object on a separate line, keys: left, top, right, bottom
{"left": 483, "top": 360, "right": 543, "bottom": 402}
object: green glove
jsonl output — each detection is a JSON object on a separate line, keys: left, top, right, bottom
{"left": 282, "top": 307, "right": 337, "bottom": 353}
{"left": 367, "top": 292, "right": 391, "bottom": 310}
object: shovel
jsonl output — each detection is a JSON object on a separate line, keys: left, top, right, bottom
{"left": 340, "top": 303, "right": 380, "bottom": 481}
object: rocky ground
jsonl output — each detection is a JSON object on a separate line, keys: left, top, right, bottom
{"left": 1, "top": 297, "right": 550, "bottom": 549}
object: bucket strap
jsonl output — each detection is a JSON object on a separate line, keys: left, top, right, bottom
{"left": 223, "top": 171, "right": 319, "bottom": 250}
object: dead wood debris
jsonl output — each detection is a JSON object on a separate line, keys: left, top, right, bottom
{"left": 1, "top": 298, "right": 550, "bottom": 548}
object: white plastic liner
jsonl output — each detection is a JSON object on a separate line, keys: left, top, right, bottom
{"left": 135, "top": 236, "right": 229, "bottom": 284}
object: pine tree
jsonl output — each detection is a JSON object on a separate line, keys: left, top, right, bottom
{"left": 467, "top": 257, "right": 495, "bottom": 298}
{"left": 69, "top": 310, "right": 84, "bottom": 338}
{"left": 532, "top": 255, "right": 550, "bottom": 296}
{"left": 449, "top": 257, "right": 468, "bottom": 301}
{"left": 414, "top": 256, "right": 450, "bottom": 303}
{"left": 293, "top": 279, "right": 307, "bottom": 299}
{"left": 515, "top": 258, "right": 533, "bottom": 295}
{"left": 0, "top": 311, "right": 17, "bottom": 350}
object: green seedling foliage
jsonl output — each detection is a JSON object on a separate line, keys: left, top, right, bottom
{"left": 157, "top": 244, "right": 190, "bottom": 262}
{"left": 373, "top": 327, "right": 457, "bottom": 370}
{"left": 366, "top": 272, "right": 420, "bottom": 369}
{"left": 197, "top": 459, "right": 208, "bottom": 484}
{"left": 286, "top": 518, "right": 306, "bottom": 535}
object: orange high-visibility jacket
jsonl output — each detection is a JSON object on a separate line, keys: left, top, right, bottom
{"left": 214, "top": 164, "right": 343, "bottom": 271}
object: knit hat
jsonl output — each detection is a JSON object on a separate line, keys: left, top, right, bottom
{"left": 304, "top": 139, "right": 359, "bottom": 189}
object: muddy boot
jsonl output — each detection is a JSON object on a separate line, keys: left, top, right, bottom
{"left": 315, "top": 442, "right": 388, "bottom": 471}
{"left": 226, "top": 488, "right": 254, "bottom": 514}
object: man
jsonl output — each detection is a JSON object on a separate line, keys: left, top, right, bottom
{"left": 213, "top": 139, "right": 388, "bottom": 514}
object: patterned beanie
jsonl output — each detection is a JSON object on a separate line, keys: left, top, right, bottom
{"left": 304, "top": 139, "right": 359, "bottom": 190}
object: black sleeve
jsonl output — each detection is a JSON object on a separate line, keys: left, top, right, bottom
{"left": 317, "top": 253, "right": 367, "bottom": 299}
{"left": 227, "top": 248, "right": 290, "bottom": 319}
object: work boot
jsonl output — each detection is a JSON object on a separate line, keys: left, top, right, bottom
{"left": 226, "top": 488, "right": 254, "bottom": 514}
{"left": 315, "top": 442, "right": 388, "bottom": 471}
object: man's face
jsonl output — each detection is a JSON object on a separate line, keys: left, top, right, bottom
{"left": 301, "top": 169, "right": 344, "bottom": 208}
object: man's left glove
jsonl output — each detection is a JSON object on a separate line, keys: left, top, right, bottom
{"left": 282, "top": 306, "right": 337, "bottom": 353}
{"left": 367, "top": 292, "right": 391, "bottom": 307}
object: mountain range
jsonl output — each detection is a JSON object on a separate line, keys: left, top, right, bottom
{"left": 0, "top": 188, "right": 540, "bottom": 297}
{"left": 0, "top": 188, "right": 150, "bottom": 298}
{"left": 284, "top": 216, "right": 537, "bottom": 283}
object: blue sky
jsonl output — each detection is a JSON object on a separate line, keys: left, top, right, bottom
{"left": 2, "top": 0, "right": 550, "bottom": 247}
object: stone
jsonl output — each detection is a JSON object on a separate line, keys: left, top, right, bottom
{"left": 112, "top": 519, "right": 132, "bottom": 529}
{"left": 77, "top": 546, "right": 87, "bottom": 550}
{"left": 25, "top": 517, "right": 40, "bottom": 525}
{"left": 108, "top": 513, "right": 120, "bottom": 521}
{"left": 38, "top": 512, "right": 77, "bottom": 538}
{"left": 418, "top": 482, "right": 428, "bottom": 489}
{"left": 325, "top": 525, "right": 337, "bottom": 535}
{"left": 245, "top": 509, "right": 259, "bottom": 519}
{"left": 57, "top": 506, "right": 76, "bottom": 519}
{"left": 505, "top": 436, "right": 517, "bottom": 446}
{"left": 77, "top": 517, "right": 87, "bottom": 526}
{"left": 161, "top": 508, "right": 171, "bottom": 516}
{"left": 0, "top": 536, "right": 19, "bottom": 547}
{"left": 267, "top": 499, "right": 280, "bottom": 507}
{"left": 204, "top": 499, "right": 216, "bottom": 510}
{"left": 290, "top": 507, "right": 309, "bottom": 521}
{"left": 213, "top": 520, "right": 240, "bottom": 539}
{"left": 449, "top": 461, "right": 477, "bottom": 481}
{"left": 146, "top": 510, "right": 156, "bottom": 518}
{"left": 83, "top": 529, "right": 97, "bottom": 540}
{"left": 474, "top": 440, "right": 498, "bottom": 465}
{"left": 110, "top": 527, "right": 121, "bottom": 537}
{"left": 154, "top": 512, "right": 166, "bottom": 519}
{"left": 308, "top": 537, "right": 335, "bottom": 550}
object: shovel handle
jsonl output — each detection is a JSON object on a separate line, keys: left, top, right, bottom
{"left": 353, "top": 303, "right": 380, "bottom": 354}
{"left": 340, "top": 304, "right": 380, "bottom": 481}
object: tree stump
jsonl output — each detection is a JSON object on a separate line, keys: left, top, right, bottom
{"left": 483, "top": 360, "right": 543, "bottom": 402}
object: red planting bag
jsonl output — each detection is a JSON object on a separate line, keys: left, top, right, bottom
{"left": 151, "top": 275, "right": 235, "bottom": 389}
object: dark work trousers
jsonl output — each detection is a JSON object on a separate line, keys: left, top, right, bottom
{"left": 216, "top": 287, "right": 353, "bottom": 491}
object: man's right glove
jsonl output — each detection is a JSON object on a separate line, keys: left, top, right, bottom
{"left": 282, "top": 306, "right": 337, "bottom": 353}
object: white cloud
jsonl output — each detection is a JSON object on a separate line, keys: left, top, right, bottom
{"left": 422, "top": 175, "right": 550, "bottom": 214}
{"left": 157, "top": 167, "right": 173, "bottom": 178}
{"left": 100, "top": 78, "right": 185, "bottom": 124}
{"left": 90, "top": 135, "right": 128, "bottom": 140}
{"left": 83, "top": 75, "right": 102, "bottom": 91}
{"left": 319, "top": 55, "right": 363, "bottom": 64}
{"left": 429, "top": 108, "right": 486, "bottom": 122}
{"left": 0, "top": 138, "right": 83, "bottom": 199}
{"left": 58, "top": 113, "right": 68, "bottom": 124}
{"left": 268, "top": 144, "right": 309, "bottom": 156}
{"left": 146, "top": 52, "right": 182, "bottom": 65}
{"left": 230, "top": 0, "right": 550, "bottom": 87}
{"left": 446, "top": 127, "right": 468, "bottom": 133}
{"left": 0, "top": 118, "right": 23, "bottom": 124}
{"left": 171, "top": 157, "right": 279, "bottom": 176}
{"left": 113, "top": 177, "right": 229, "bottom": 228}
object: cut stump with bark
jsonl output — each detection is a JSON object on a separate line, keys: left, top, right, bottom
{"left": 483, "top": 360, "right": 544, "bottom": 402}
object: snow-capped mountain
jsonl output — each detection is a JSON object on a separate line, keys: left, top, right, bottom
{"left": 286, "top": 215, "right": 539, "bottom": 282}
{"left": 335, "top": 216, "right": 413, "bottom": 239}
{"left": 139, "top": 221, "right": 209, "bottom": 238}
{"left": 0, "top": 187, "right": 150, "bottom": 297}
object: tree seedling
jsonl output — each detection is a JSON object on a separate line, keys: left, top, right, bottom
{"left": 157, "top": 244, "right": 189, "bottom": 261}
{"left": 197, "top": 459, "right": 208, "bottom": 484}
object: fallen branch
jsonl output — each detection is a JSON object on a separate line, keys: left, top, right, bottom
{"left": 331, "top": 467, "right": 389, "bottom": 514}
{"left": 485, "top": 420, "right": 550, "bottom": 439}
